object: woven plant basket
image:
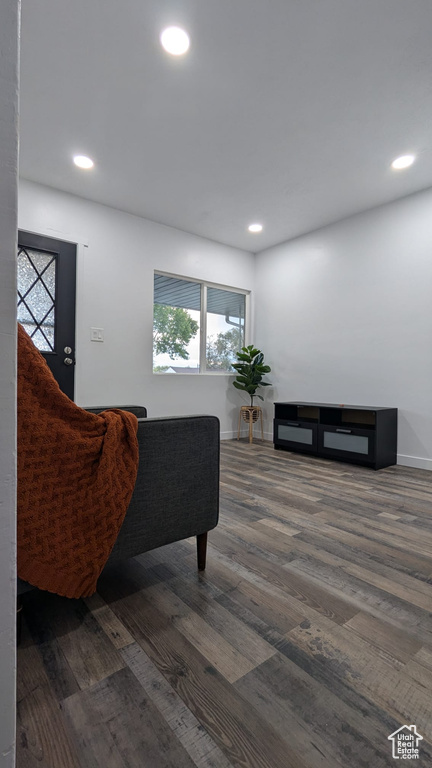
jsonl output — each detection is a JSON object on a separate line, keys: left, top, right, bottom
{"left": 241, "top": 406, "right": 260, "bottom": 423}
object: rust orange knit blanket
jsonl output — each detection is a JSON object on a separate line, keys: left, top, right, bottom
{"left": 17, "top": 324, "right": 139, "bottom": 598}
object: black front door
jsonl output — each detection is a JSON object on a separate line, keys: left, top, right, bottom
{"left": 17, "top": 231, "right": 77, "bottom": 400}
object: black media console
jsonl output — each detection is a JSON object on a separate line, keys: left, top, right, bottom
{"left": 274, "top": 402, "right": 397, "bottom": 470}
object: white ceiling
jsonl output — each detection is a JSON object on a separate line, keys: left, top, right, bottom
{"left": 19, "top": 0, "right": 432, "bottom": 252}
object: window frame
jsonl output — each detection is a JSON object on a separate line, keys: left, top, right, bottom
{"left": 153, "top": 270, "right": 250, "bottom": 375}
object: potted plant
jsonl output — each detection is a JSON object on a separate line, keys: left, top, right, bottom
{"left": 233, "top": 345, "right": 271, "bottom": 442}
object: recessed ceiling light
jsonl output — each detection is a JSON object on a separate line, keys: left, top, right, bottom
{"left": 73, "top": 155, "right": 94, "bottom": 169}
{"left": 391, "top": 154, "right": 415, "bottom": 170}
{"left": 248, "top": 223, "right": 263, "bottom": 233}
{"left": 160, "top": 27, "right": 190, "bottom": 56}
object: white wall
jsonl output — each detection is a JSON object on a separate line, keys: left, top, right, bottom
{"left": 18, "top": 180, "right": 255, "bottom": 438}
{"left": 19, "top": 182, "right": 432, "bottom": 466}
{"left": 255, "top": 189, "right": 432, "bottom": 469}
{"left": 0, "top": 0, "right": 19, "bottom": 764}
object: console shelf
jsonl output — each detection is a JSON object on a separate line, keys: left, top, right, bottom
{"left": 273, "top": 402, "right": 397, "bottom": 470}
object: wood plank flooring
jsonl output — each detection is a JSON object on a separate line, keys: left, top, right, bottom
{"left": 17, "top": 441, "right": 432, "bottom": 768}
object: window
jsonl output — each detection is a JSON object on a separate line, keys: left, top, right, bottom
{"left": 153, "top": 273, "right": 247, "bottom": 373}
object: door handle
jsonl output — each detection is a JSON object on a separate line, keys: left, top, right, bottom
{"left": 336, "top": 428, "right": 352, "bottom": 434}
{"left": 64, "top": 357, "right": 74, "bottom": 366}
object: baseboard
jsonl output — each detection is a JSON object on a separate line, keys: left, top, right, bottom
{"left": 220, "top": 430, "right": 273, "bottom": 441}
{"left": 397, "top": 454, "right": 432, "bottom": 471}
{"left": 220, "top": 430, "right": 243, "bottom": 441}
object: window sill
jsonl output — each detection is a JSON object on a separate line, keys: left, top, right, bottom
{"left": 152, "top": 372, "right": 236, "bottom": 376}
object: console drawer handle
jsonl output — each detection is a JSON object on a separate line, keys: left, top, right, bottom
{"left": 285, "top": 421, "right": 300, "bottom": 426}
{"left": 336, "top": 428, "right": 352, "bottom": 434}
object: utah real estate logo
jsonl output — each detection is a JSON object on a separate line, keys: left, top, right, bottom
{"left": 388, "top": 725, "right": 423, "bottom": 760}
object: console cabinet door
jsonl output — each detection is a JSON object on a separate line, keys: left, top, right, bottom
{"left": 274, "top": 420, "right": 318, "bottom": 454}
{"left": 318, "top": 425, "right": 375, "bottom": 464}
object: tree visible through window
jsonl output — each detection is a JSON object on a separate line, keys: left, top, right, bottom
{"left": 205, "top": 286, "right": 245, "bottom": 372}
{"left": 153, "top": 274, "right": 247, "bottom": 373}
{"left": 153, "top": 304, "right": 199, "bottom": 360}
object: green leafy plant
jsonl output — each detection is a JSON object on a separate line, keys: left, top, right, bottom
{"left": 232, "top": 345, "right": 271, "bottom": 406}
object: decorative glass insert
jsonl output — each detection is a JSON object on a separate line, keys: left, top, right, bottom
{"left": 17, "top": 247, "right": 56, "bottom": 351}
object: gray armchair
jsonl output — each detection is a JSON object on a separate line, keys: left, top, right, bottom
{"left": 17, "top": 406, "right": 220, "bottom": 600}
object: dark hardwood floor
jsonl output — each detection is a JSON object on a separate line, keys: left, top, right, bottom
{"left": 17, "top": 440, "right": 432, "bottom": 767}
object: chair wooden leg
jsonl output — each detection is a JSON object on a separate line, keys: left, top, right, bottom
{"left": 17, "top": 596, "right": 23, "bottom": 646}
{"left": 197, "top": 532, "right": 208, "bottom": 571}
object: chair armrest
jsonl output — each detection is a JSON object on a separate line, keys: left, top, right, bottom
{"left": 85, "top": 405, "right": 147, "bottom": 418}
{"left": 108, "top": 415, "right": 220, "bottom": 562}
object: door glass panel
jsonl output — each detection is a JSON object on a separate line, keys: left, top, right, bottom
{"left": 17, "top": 246, "right": 56, "bottom": 352}
{"left": 323, "top": 431, "right": 369, "bottom": 454}
{"left": 278, "top": 425, "right": 313, "bottom": 445}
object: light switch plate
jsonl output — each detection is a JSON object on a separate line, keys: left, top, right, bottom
{"left": 91, "top": 327, "right": 104, "bottom": 342}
